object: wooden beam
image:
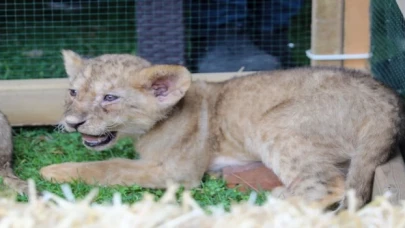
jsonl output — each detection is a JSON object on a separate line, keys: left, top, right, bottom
{"left": 0, "top": 72, "right": 254, "bottom": 126}
{"left": 343, "top": 0, "right": 371, "bottom": 70}
{"left": 0, "top": 79, "right": 67, "bottom": 126}
{"left": 310, "top": 0, "right": 344, "bottom": 67}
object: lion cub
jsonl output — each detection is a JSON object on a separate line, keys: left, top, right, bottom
{"left": 40, "top": 50, "right": 404, "bottom": 208}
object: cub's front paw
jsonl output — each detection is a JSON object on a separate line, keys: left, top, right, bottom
{"left": 40, "top": 163, "right": 80, "bottom": 183}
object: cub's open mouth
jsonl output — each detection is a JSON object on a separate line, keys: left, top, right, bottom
{"left": 81, "top": 131, "right": 118, "bottom": 147}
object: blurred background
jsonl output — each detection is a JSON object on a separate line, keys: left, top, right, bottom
{"left": 1, "top": 0, "right": 405, "bottom": 95}
{"left": 0, "top": 0, "right": 311, "bottom": 79}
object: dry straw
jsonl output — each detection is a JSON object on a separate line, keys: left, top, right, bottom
{"left": 0, "top": 179, "right": 404, "bottom": 228}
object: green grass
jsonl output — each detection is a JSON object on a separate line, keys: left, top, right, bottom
{"left": 11, "top": 127, "right": 267, "bottom": 209}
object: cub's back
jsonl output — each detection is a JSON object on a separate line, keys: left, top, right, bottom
{"left": 213, "top": 67, "right": 403, "bottom": 148}
{"left": 216, "top": 67, "right": 401, "bottom": 118}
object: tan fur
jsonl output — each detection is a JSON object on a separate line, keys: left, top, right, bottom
{"left": 40, "top": 50, "right": 404, "bottom": 209}
{"left": 0, "top": 112, "right": 28, "bottom": 194}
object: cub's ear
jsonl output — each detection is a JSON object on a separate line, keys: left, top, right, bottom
{"left": 138, "top": 65, "right": 192, "bottom": 108}
{"left": 61, "top": 50, "right": 84, "bottom": 80}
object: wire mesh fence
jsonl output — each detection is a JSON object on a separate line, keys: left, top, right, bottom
{"left": 0, "top": 0, "right": 311, "bottom": 80}
{"left": 183, "top": 0, "right": 310, "bottom": 72}
{"left": 0, "top": 1, "right": 137, "bottom": 80}
{"left": 370, "top": 0, "right": 405, "bottom": 94}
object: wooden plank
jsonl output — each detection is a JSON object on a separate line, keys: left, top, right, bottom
{"left": 0, "top": 79, "right": 67, "bottom": 126}
{"left": 372, "top": 148, "right": 405, "bottom": 205}
{"left": 0, "top": 72, "right": 254, "bottom": 126}
{"left": 310, "top": 0, "right": 344, "bottom": 67}
{"left": 343, "top": 0, "right": 371, "bottom": 70}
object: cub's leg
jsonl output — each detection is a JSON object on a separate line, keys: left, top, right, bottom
{"left": 40, "top": 158, "right": 204, "bottom": 188}
{"left": 263, "top": 134, "right": 346, "bottom": 208}
{"left": 271, "top": 163, "right": 345, "bottom": 208}
{"left": 344, "top": 129, "right": 396, "bottom": 208}
{"left": 0, "top": 112, "right": 28, "bottom": 194}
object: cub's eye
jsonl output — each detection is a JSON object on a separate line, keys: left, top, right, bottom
{"left": 69, "top": 89, "right": 77, "bottom": 97}
{"left": 103, "top": 94, "right": 119, "bottom": 102}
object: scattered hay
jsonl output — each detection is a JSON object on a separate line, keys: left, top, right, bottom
{"left": 0, "top": 180, "right": 404, "bottom": 227}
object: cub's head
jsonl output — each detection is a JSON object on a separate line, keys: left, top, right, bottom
{"left": 61, "top": 50, "right": 191, "bottom": 150}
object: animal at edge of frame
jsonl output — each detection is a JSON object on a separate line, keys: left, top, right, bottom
{"left": 40, "top": 50, "right": 405, "bottom": 210}
{"left": 0, "top": 111, "right": 28, "bottom": 195}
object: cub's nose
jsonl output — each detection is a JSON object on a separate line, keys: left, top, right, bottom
{"left": 66, "top": 120, "right": 86, "bottom": 129}
{"left": 65, "top": 116, "right": 86, "bottom": 130}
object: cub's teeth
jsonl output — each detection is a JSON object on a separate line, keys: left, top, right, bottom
{"left": 81, "top": 132, "right": 117, "bottom": 148}
{"left": 98, "top": 135, "right": 109, "bottom": 142}
{"left": 82, "top": 135, "right": 108, "bottom": 143}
